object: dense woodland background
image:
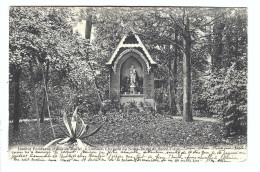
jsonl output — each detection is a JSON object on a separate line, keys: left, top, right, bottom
{"left": 9, "top": 7, "right": 247, "bottom": 145}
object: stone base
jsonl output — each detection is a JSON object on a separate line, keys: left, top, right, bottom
{"left": 120, "top": 94, "right": 144, "bottom": 105}
{"left": 119, "top": 95, "right": 155, "bottom": 109}
{"left": 130, "top": 85, "right": 136, "bottom": 94}
{"left": 130, "top": 85, "right": 135, "bottom": 94}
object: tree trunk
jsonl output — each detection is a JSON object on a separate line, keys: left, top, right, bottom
{"left": 85, "top": 16, "right": 106, "bottom": 115}
{"left": 208, "top": 25, "right": 214, "bottom": 72}
{"left": 40, "top": 96, "right": 46, "bottom": 123}
{"left": 212, "top": 11, "right": 225, "bottom": 70}
{"left": 13, "top": 65, "right": 21, "bottom": 133}
{"left": 40, "top": 60, "right": 49, "bottom": 123}
{"left": 168, "top": 47, "right": 178, "bottom": 115}
{"left": 235, "top": 33, "right": 239, "bottom": 59}
{"left": 172, "top": 31, "right": 179, "bottom": 115}
{"left": 85, "top": 15, "right": 92, "bottom": 40}
{"left": 29, "top": 60, "right": 42, "bottom": 144}
{"left": 87, "top": 61, "right": 106, "bottom": 115}
{"left": 42, "top": 64, "right": 56, "bottom": 138}
{"left": 182, "top": 12, "right": 193, "bottom": 122}
{"left": 168, "top": 55, "right": 173, "bottom": 113}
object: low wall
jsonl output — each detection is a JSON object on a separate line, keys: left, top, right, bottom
{"left": 120, "top": 94, "right": 144, "bottom": 105}
{"left": 120, "top": 94, "right": 155, "bottom": 108}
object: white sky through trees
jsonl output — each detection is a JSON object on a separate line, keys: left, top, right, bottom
{"left": 73, "top": 20, "right": 86, "bottom": 38}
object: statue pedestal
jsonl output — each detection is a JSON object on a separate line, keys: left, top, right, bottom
{"left": 130, "top": 85, "right": 136, "bottom": 94}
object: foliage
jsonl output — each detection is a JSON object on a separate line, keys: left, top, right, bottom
{"left": 9, "top": 112, "right": 246, "bottom": 147}
{"left": 155, "top": 98, "right": 169, "bottom": 114}
{"left": 191, "top": 9, "right": 247, "bottom": 136}
{"left": 43, "top": 107, "right": 103, "bottom": 148}
{"left": 122, "top": 101, "right": 140, "bottom": 113}
{"left": 197, "top": 62, "right": 247, "bottom": 137}
{"left": 9, "top": 7, "right": 247, "bottom": 142}
{"left": 9, "top": 7, "right": 78, "bottom": 123}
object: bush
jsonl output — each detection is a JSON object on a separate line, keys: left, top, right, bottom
{"left": 155, "top": 100, "right": 169, "bottom": 114}
{"left": 200, "top": 63, "right": 247, "bottom": 136}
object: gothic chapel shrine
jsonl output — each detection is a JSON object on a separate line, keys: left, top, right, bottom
{"left": 106, "top": 31, "right": 157, "bottom": 107}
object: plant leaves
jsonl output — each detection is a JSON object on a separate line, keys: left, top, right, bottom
{"left": 85, "top": 125, "right": 90, "bottom": 133}
{"left": 43, "top": 138, "right": 63, "bottom": 148}
{"left": 59, "top": 137, "right": 71, "bottom": 144}
{"left": 57, "top": 125, "right": 70, "bottom": 137}
{"left": 81, "top": 124, "right": 103, "bottom": 139}
{"left": 71, "top": 106, "right": 78, "bottom": 137}
{"left": 63, "top": 110, "right": 72, "bottom": 137}
{"left": 77, "top": 117, "right": 87, "bottom": 138}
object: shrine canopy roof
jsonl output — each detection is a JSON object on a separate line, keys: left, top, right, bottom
{"left": 106, "top": 31, "right": 157, "bottom": 66}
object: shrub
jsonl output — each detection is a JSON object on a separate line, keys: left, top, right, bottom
{"left": 201, "top": 63, "right": 247, "bottom": 136}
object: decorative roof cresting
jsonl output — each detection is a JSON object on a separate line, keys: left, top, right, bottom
{"left": 106, "top": 31, "right": 157, "bottom": 66}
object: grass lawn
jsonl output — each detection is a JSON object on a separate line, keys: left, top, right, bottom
{"left": 9, "top": 113, "right": 246, "bottom": 148}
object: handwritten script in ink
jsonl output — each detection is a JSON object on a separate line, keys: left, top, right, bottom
{"left": 9, "top": 146, "right": 246, "bottom": 162}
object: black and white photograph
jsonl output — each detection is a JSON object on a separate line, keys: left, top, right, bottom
{"left": 1, "top": 0, "right": 257, "bottom": 169}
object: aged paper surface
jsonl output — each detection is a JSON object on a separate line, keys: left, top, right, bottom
{"left": 6, "top": 5, "right": 248, "bottom": 165}
{"left": 3, "top": 0, "right": 260, "bottom": 172}
{"left": 9, "top": 145, "right": 247, "bottom": 162}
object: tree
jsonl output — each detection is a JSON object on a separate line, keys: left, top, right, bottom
{"left": 9, "top": 7, "right": 43, "bottom": 133}
{"left": 182, "top": 9, "right": 193, "bottom": 121}
{"left": 9, "top": 7, "right": 77, "bottom": 135}
{"left": 9, "top": 7, "right": 247, "bottom": 139}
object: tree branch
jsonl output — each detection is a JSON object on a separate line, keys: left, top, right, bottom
{"left": 191, "top": 33, "right": 217, "bottom": 43}
{"left": 139, "top": 34, "right": 183, "bottom": 51}
{"left": 191, "top": 11, "right": 228, "bottom": 31}
{"left": 169, "top": 14, "right": 184, "bottom": 29}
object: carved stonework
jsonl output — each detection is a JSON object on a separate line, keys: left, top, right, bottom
{"left": 113, "top": 48, "right": 151, "bottom": 74}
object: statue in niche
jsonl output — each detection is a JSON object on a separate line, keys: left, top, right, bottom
{"left": 130, "top": 65, "right": 137, "bottom": 87}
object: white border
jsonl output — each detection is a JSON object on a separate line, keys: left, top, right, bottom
{"left": 1, "top": 0, "right": 258, "bottom": 172}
